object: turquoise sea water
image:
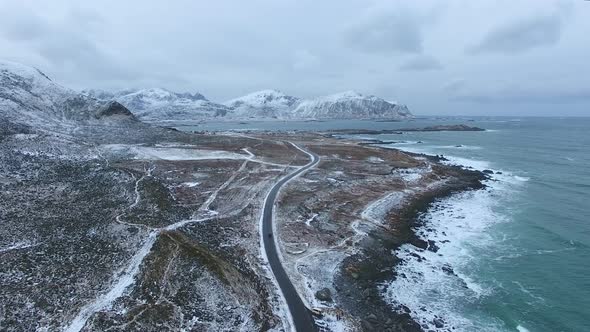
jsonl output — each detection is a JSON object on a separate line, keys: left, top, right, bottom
{"left": 180, "top": 117, "right": 590, "bottom": 332}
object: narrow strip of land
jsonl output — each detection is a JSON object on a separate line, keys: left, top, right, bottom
{"left": 261, "top": 142, "right": 319, "bottom": 332}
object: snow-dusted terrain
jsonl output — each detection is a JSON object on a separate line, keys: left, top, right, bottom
{"left": 84, "top": 88, "right": 230, "bottom": 122}
{"left": 84, "top": 87, "right": 412, "bottom": 122}
{"left": 0, "top": 61, "right": 138, "bottom": 130}
{"left": 292, "top": 91, "right": 412, "bottom": 120}
{"left": 2, "top": 59, "right": 486, "bottom": 332}
{"left": 0, "top": 60, "right": 295, "bottom": 331}
{"left": 224, "top": 89, "right": 301, "bottom": 119}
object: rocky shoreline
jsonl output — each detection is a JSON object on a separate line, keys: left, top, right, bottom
{"left": 323, "top": 124, "right": 485, "bottom": 137}
{"left": 331, "top": 141, "right": 486, "bottom": 331}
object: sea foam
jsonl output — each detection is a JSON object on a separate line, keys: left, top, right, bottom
{"left": 381, "top": 143, "right": 528, "bottom": 331}
{"left": 383, "top": 183, "right": 510, "bottom": 331}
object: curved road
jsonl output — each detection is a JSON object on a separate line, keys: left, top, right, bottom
{"left": 262, "top": 142, "right": 319, "bottom": 332}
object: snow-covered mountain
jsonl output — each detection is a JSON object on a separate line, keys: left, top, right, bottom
{"left": 224, "top": 89, "right": 300, "bottom": 118}
{"left": 84, "top": 87, "right": 411, "bottom": 122}
{"left": 224, "top": 89, "right": 411, "bottom": 120}
{"left": 292, "top": 91, "right": 412, "bottom": 120}
{"left": 85, "top": 88, "right": 230, "bottom": 122}
{"left": 0, "top": 61, "right": 136, "bottom": 130}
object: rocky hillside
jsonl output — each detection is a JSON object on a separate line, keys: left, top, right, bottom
{"left": 292, "top": 91, "right": 412, "bottom": 120}
{"left": 84, "top": 87, "right": 412, "bottom": 122}
{"left": 0, "top": 61, "right": 138, "bottom": 131}
{"left": 84, "top": 88, "right": 230, "bottom": 122}
{"left": 223, "top": 90, "right": 412, "bottom": 120}
{"left": 224, "top": 89, "right": 301, "bottom": 118}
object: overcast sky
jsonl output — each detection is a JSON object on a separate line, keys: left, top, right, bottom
{"left": 1, "top": 0, "right": 589, "bottom": 116}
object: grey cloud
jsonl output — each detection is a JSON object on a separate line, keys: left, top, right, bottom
{"left": 442, "top": 79, "right": 466, "bottom": 93}
{"left": 451, "top": 85, "right": 590, "bottom": 104}
{"left": 1, "top": 6, "right": 140, "bottom": 83}
{"left": 399, "top": 55, "right": 442, "bottom": 71}
{"left": 469, "top": 14, "right": 563, "bottom": 54}
{"left": 0, "top": 0, "right": 588, "bottom": 116}
{"left": 346, "top": 9, "right": 424, "bottom": 54}
{"left": 292, "top": 50, "right": 320, "bottom": 71}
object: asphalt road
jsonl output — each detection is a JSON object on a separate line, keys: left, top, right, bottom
{"left": 262, "top": 142, "right": 320, "bottom": 332}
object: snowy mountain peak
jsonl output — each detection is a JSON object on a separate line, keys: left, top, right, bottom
{"left": 124, "top": 88, "right": 207, "bottom": 102}
{"left": 225, "top": 89, "right": 299, "bottom": 106}
{"left": 292, "top": 91, "right": 411, "bottom": 120}
{"left": 1, "top": 60, "right": 48, "bottom": 82}
{"left": 1, "top": 60, "right": 141, "bottom": 129}
{"left": 1, "top": 60, "right": 78, "bottom": 123}
{"left": 93, "top": 87, "right": 228, "bottom": 122}
{"left": 327, "top": 90, "right": 363, "bottom": 98}
{"left": 224, "top": 89, "right": 300, "bottom": 118}
{"left": 0, "top": 61, "right": 60, "bottom": 95}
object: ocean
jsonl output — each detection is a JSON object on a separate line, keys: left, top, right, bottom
{"left": 178, "top": 117, "right": 590, "bottom": 331}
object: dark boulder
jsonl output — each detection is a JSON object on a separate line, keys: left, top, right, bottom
{"left": 433, "top": 318, "right": 445, "bottom": 328}
{"left": 315, "top": 288, "right": 333, "bottom": 302}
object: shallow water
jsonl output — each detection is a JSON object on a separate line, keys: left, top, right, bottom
{"left": 180, "top": 117, "right": 590, "bottom": 332}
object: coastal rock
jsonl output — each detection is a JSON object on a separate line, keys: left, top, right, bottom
{"left": 427, "top": 240, "right": 439, "bottom": 252}
{"left": 442, "top": 264, "right": 455, "bottom": 275}
{"left": 433, "top": 318, "right": 445, "bottom": 328}
{"left": 315, "top": 288, "right": 333, "bottom": 302}
{"left": 325, "top": 124, "right": 484, "bottom": 136}
{"left": 410, "top": 238, "right": 428, "bottom": 250}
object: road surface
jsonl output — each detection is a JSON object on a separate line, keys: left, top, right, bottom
{"left": 262, "top": 142, "right": 319, "bottom": 332}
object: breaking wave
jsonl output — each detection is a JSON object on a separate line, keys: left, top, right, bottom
{"left": 381, "top": 146, "right": 528, "bottom": 331}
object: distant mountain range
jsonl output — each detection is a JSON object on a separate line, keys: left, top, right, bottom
{"left": 82, "top": 88, "right": 230, "bottom": 122}
{"left": 84, "top": 88, "right": 412, "bottom": 122}
{"left": 0, "top": 60, "right": 411, "bottom": 125}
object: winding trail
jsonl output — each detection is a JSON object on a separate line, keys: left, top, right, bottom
{"left": 261, "top": 142, "right": 320, "bottom": 332}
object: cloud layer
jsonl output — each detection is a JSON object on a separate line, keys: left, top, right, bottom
{"left": 0, "top": 0, "right": 588, "bottom": 115}
{"left": 469, "top": 14, "right": 563, "bottom": 54}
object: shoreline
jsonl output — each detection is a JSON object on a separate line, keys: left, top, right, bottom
{"left": 330, "top": 136, "right": 487, "bottom": 331}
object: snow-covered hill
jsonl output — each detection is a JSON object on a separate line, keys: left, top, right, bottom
{"left": 292, "top": 91, "right": 412, "bottom": 120}
{"left": 84, "top": 87, "right": 411, "bottom": 122}
{"left": 0, "top": 61, "right": 136, "bottom": 130}
{"left": 85, "top": 88, "right": 230, "bottom": 122}
{"left": 224, "top": 89, "right": 300, "bottom": 118}
{"left": 224, "top": 90, "right": 411, "bottom": 120}
{"left": 2, "top": 60, "right": 411, "bottom": 125}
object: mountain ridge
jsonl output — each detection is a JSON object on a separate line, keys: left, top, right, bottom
{"left": 0, "top": 61, "right": 140, "bottom": 131}
{"left": 85, "top": 87, "right": 412, "bottom": 122}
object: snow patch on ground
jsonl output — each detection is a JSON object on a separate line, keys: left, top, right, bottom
{"left": 100, "top": 144, "right": 245, "bottom": 161}
{"left": 294, "top": 249, "right": 353, "bottom": 332}
{"left": 64, "top": 231, "right": 157, "bottom": 332}
{"left": 367, "top": 156, "right": 384, "bottom": 163}
{"left": 392, "top": 166, "right": 431, "bottom": 184}
{"left": 361, "top": 191, "right": 409, "bottom": 225}
{"left": 0, "top": 241, "right": 39, "bottom": 253}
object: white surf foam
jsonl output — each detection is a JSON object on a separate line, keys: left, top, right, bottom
{"left": 380, "top": 151, "right": 528, "bottom": 331}
{"left": 383, "top": 183, "right": 512, "bottom": 331}
{"left": 438, "top": 145, "right": 483, "bottom": 150}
